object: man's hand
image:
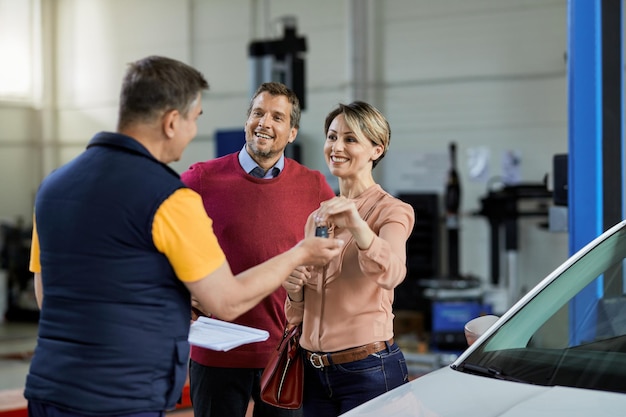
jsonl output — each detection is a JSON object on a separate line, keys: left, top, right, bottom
{"left": 293, "top": 236, "right": 343, "bottom": 266}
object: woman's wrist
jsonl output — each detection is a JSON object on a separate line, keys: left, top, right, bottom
{"left": 352, "top": 222, "right": 375, "bottom": 250}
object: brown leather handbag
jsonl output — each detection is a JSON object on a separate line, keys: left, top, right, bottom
{"left": 260, "top": 324, "right": 303, "bottom": 409}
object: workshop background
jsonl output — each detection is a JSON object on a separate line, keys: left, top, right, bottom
{"left": 0, "top": 0, "right": 570, "bottom": 320}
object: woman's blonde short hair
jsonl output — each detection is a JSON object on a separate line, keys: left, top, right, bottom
{"left": 324, "top": 101, "right": 390, "bottom": 169}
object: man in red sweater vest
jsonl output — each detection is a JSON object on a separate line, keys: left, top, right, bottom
{"left": 181, "top": 82, "right": 335, "bottom": 417}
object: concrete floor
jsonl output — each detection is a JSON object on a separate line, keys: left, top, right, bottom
{"left": 0, "top": 320, "right": 37, "bottom": 414}
{"left": 0, "top": 321, "right": 36, "bottom": 391}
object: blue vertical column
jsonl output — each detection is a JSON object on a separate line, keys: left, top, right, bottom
{"left": 567, "top": 0, "right": 603, "bottom": 345}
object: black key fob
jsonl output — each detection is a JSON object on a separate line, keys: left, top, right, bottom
{"left": 315, "top": 226, "right": 329, "bottom": 238}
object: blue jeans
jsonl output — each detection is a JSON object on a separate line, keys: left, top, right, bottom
{"left": 188, "top": 359, "right": 302, "bottom": 417}
{"left": 28, "top": 401, "right": 164, "bottom": 417}
{"left": 302, "top": 342, "right": 409, "bottom": 417}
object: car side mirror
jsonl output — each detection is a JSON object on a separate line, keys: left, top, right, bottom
{"left": 464, "top": 315, "right": 499, "bottom": 346}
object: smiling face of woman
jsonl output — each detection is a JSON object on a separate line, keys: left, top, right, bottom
{"left": 324, "top": 114, "right": 383, "bottom": 180}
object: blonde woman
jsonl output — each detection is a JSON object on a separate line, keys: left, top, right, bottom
{"left": 284, "top": 101, "right": 416, "bottom": 416}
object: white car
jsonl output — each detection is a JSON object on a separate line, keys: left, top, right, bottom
{"left": 341, "top": 220, "right": 626, "bottom": 416}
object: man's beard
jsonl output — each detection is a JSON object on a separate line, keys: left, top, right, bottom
{"left": 248, "top": 141, "right": 276, "bottom": 159}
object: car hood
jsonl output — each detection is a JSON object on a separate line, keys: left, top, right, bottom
{"left": 340, "top": 366, "right": 626, "bottom": 417}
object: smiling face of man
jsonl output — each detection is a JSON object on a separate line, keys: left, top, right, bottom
{"left": 244, "top": 91, "right": 297, "bottom": 167}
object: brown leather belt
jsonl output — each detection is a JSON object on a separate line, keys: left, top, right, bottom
{"left": 305, "top": 339, "right": 393, "bottom": 369}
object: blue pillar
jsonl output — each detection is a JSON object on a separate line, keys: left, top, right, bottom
{"left": 568, "top": 0, "right": 603, "bottom": 249}
{"left": 567, "top": 0, "right": 603, "bottom": 345}
{"left": 567, "top": 0, "right": 624, "bottom": 345}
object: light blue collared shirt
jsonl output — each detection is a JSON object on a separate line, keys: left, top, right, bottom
{"left": 238, "top": 144, "right": 284, "bottom": 179}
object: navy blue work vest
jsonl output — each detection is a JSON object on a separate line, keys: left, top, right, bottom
{"left": 25, "top": 132, "right": 192, "bottom": 414}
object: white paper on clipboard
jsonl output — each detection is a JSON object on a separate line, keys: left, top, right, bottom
{"left": 188, "top": 316, "right": 269, "bottom": 351}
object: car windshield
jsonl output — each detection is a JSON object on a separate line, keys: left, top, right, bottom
{"left": 457, "top": 223, "right": 626, "bottom": 394}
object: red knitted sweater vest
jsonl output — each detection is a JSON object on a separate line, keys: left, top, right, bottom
{"left": 181, "top": 152, "right": 335, "bottom": 368}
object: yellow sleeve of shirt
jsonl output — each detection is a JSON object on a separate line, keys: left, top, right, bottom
{"left": 29, "top": 216, "right": 41, "bottom": 273}
{"left": 153, "top": 188, "right": 226, "bottom": 282}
